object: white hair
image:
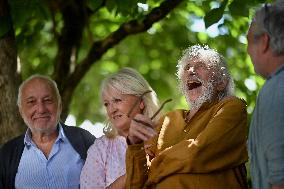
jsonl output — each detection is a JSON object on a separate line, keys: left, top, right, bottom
{"left": 17, "top": 74, "right": 62, "bottom": 119}
{"left": 176, "top": 44, "right": 234, "bottom": 100}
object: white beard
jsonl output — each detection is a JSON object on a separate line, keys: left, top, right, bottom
{"left": 185, "top": 81, "right": 214, "bottom": 111}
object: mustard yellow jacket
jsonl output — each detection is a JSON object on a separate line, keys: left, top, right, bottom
{"left": 126, "top": 96, "right": 248, "bottom": 189}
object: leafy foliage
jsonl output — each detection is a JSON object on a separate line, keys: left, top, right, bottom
{"left": 204, "top": 0, "right": 228, "bottom": 28}
{"left": 5, "top": 0, "right": 266, "bottom": 127}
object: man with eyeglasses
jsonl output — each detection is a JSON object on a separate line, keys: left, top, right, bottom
{"left": 247, "top": 1, "right": 284, "bottom": 189}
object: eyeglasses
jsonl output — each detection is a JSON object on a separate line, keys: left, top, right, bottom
{"left": 263, "top": 3, "right": 272, "bottom": 36}
{"left": 127, "top": 90, "right": 172, "bottom": 120}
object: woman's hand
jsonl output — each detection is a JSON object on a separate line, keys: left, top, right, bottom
{"left": 127, "top": 114, "right": 157, "bottom": 145}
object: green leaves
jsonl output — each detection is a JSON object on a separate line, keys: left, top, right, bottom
{"left": 204, "top": 0, "right": 228, "bottom": 28}
{"left": 9, "top": 0, "right": 49, "bottom": 29}
{"left": 229, "top": 0, "right": 250, "bottom": 17}
{"left": 87, "top": 0, "right": 104, "bottom": 11}
{"left": 105, "top": 0, "right": 141, "bottom": 16}
{"left": 5, "top": 0, "right": 266, "bottom": 125}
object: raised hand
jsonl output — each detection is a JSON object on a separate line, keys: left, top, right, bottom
{"left": 127, "top": 114, "right": 157, "bottom": 145}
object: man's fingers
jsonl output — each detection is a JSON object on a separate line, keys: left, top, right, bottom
{"left": 128, "top": 114, "right": 157, "bottom": 144}
{"left": 130, "top": 130, "right": 149, "bottom": 141}
{"left": 133, "top": 118, "right": 152, "bottom": 128}
{"left": 129, "top": 121, "right": 156, "bottom": 142}
{"left": 132, "top": 119, "right": 156, "bottom": 137}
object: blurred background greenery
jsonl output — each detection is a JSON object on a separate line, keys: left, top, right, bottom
{"left": 2, "top": 0, "right": 269, "bottom": 124}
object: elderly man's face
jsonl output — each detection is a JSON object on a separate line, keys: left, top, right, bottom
{"left": 247, "top": 24, "right": 268, "bottom": 78}
{"left": 181, "top": 58, "right": 217, "bottom": 110}
{"left": 19, "top": 78, "right": 61, "bottom": 135}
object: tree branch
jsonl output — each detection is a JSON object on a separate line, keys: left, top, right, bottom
{"left": 68, "top": 0, "right": 183, "bottom": 89}
{"left": 60, "top": 0, "right": 184, "bottom": 120}
{"left": 51, "top": 0, "right": 87, "bottom": 91}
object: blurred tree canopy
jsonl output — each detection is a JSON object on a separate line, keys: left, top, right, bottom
{"left": 0, "top": 0, "right": 272, "bottom": 144}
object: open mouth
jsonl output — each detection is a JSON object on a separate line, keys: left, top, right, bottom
{"left": 187, "top": 81, "right": 202, "bottom": 90}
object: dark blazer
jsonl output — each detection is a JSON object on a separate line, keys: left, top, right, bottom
{"left": 0, "top": 123, "right": 95, "bottom": 189}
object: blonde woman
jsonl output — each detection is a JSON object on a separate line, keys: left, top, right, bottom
{"left": 80, "top": 67, "right": 159, "bottom": 189}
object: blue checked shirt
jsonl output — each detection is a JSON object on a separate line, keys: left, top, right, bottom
{"left": 249, "top": 65, "right": 284, "bottom": 189}
{"left": 15, "top": 124, "right": 84, "bottom": 189}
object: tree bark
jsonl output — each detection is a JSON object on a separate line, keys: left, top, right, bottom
{"left": 0, "top": 0, "right": 25, "bottom": 144}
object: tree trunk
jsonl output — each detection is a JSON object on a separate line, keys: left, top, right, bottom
{"left": 0, "top": 0, "right": 25, "bottom": 145}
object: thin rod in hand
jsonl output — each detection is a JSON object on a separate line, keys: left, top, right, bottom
{"left": 150, "top": 98, "right": 172, "bottom": 120}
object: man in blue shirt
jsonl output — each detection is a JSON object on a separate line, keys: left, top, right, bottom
{"left": 0, "top": 75, "right": 95, "bottom": 189}
{"left": 247, "top": 1, "right": 284, "bottom": 189}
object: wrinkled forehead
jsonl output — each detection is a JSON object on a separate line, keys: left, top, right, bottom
{"left": 22, "top": 78, "right": 57, "bottom": 98}
{"left": 185, "top": 56, "right": 214, "bottom": 69}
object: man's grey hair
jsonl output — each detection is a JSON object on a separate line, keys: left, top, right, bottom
{"left": 176, "top": 45, "right": 234, "bottom": 99}
{"left": 252, "top": 0, "right": 284, "bottom": 55}
{"left": 17, "top": 74, "right": 62, "bottom": 109}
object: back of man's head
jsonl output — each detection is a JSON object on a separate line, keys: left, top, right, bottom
{"left": 253, "top": 0, "right": 284, "bottom": 55}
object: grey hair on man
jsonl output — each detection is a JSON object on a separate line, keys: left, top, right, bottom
{"left": 17, "top": 74, "right": 62, "bottom": 115}
{"left": 252, "top": 0, "right": 284, "bottom": 55}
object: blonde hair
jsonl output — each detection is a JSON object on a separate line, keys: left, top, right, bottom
{"left": 101, "top": 67, "right": 159, "bottom": 138}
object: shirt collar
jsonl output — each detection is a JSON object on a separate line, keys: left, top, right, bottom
{"left": 184, "top": 99, "right": 219, "bottom": 122}
{"left": 268, "top": 64, "right": 284, "bottom": 80}
{"left": 57, "top": 123, "right": 67, "bottom": 143}
{"left": 24, "top": 123, "right": 66, "bottom": 147}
